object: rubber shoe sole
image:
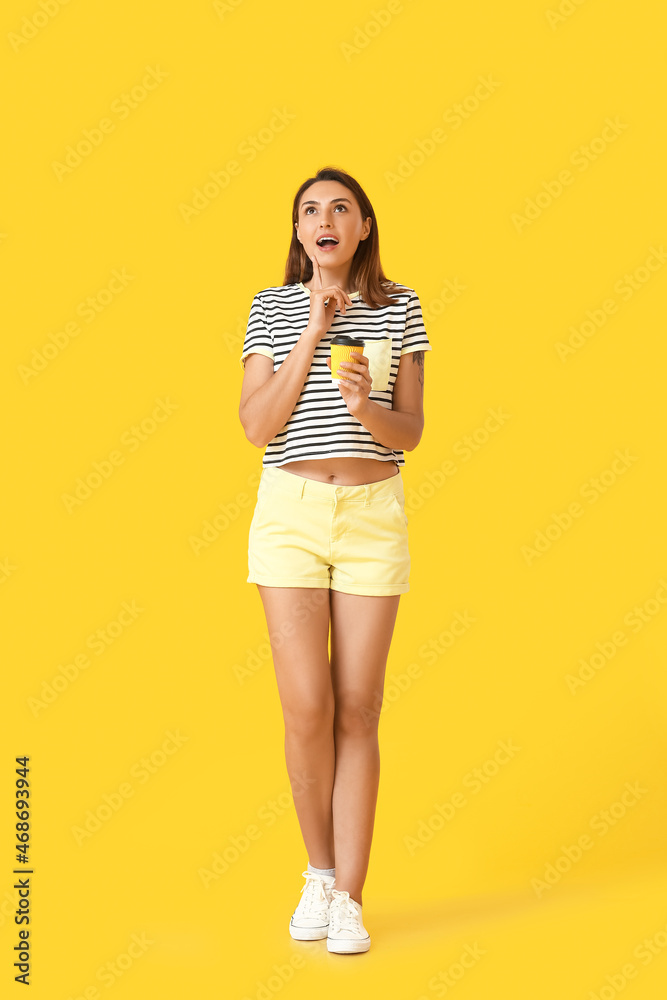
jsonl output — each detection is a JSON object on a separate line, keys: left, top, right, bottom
{"left": 327, "top": 932, "right": 371, "bottom": 953}
{"left": 289, "top": 918, "right": 329, "bottom": 941}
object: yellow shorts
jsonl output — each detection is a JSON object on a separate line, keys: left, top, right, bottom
{"left": 247, "top": 466, "right": 410, "bottom": 596}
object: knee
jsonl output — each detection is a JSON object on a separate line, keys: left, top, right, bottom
{"left": 284, "top": 699, "right": 334, "bottom": 742}
{"left": 334, "top": 696, "right": 381, "bottom": 739}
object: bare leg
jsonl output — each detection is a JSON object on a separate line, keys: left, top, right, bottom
{"left": 329, "top": 591, "right": 401, "bottom": 906}
{"left": 256, "top": 585, "right": 335, "bottom": 868}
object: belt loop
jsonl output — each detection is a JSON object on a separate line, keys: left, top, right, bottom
{"left": 299, "top": 479, "right": 306, "bottom": 500}
{"left": 364, "top": 483, "right": 370, "bottom": 507}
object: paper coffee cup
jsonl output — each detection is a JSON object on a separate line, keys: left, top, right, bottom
{"left": 330, "top": 336, "right": 365, "bottom": 383}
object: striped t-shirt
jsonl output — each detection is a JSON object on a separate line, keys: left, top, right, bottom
{"left": 239, "top": 281, "right": 433, "bottom": 467}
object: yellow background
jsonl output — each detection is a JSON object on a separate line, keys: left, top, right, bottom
{"left": 2, "top": 0, "right": 666, "bottom": 996}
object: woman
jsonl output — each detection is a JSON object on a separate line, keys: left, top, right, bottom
{"left": 238, "top": 166, "right": 432, "bottom": 954}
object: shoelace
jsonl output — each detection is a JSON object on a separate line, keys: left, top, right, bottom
{"left": 294, "top": 871, "right": 330, "bottom": 919}
{"left": 329, "top": 889, "right": 362, "bottom": 934}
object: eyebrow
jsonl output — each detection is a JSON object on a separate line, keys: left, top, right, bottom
{"left": 300, "top": 198, "right": 352, "bottom": 208}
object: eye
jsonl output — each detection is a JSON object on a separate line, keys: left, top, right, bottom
{"left": 303, "top": 204, "right": 347, "bottom": 215}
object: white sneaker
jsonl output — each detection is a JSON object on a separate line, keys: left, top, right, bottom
{"left": 327, "top": 889, "right": 371, "bottom": 953}
{"left": 289, "top": 870, "right": 336, "bottom": 940}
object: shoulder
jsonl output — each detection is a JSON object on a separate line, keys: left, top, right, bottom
{"left": 381, "top": 281, "right": 418, "bottom": 300}
{"left": 253, "top": 283, "right": 301, "bottom": 301}
{"left": 250, "top": 285, "right": 305, "bottom": 317}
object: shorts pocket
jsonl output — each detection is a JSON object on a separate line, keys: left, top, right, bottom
{"left": 250, "top": 477, "right": 275, "bottom": 530}
{"left": 390, "top": 491, "right": 409, "bottom": 529}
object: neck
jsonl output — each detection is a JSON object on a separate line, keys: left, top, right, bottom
{"left": 305, "top": 263, "right": 355, "bottom": 293}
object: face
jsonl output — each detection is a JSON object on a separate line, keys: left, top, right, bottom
{"left": 295, "top": 180, "right": 371, "bottom": 264}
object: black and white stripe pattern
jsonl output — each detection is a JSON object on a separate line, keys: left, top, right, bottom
{"left": 240, "top": 282, "right": 433, "bottom": 467}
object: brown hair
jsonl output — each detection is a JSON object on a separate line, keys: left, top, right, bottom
{"left": 282, "top": 166, "right": 410, "bottom": 308}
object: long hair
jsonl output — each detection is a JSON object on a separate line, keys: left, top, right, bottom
{"left": 283, "top": 166, "right": 409, "bottom": 308}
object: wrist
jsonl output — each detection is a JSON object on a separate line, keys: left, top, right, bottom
{"left": 354, "top": 396, "right": 375, "bottom": 418}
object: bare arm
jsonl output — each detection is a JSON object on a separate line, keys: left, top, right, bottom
{"left": 238, "top": 329, "right": 322, "bottom": 448}
{"left": 239, "top": 262, "right": 353, "bottom": 449}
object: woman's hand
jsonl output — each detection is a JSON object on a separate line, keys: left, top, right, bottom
{"left": 305, "top": 253, "right": 354, "bottom": 337}
{"left": 326, "top": 352, "right": 373, "bottom": 416}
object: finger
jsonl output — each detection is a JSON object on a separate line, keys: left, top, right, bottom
{"left": 311, "top": 254, "right": 323, "bottom": 289}
{"left": 339, "top": 360, "right": 371, "bottom": 385}
{"left": 325, "top": 291, "right": 343, "bottom": 314}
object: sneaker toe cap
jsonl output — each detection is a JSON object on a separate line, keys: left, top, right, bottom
{"left": 291, "top": 915, "right": 328, "bottom": 928}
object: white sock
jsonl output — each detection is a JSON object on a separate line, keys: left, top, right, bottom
{"left": 307, "top": 862, "right": 335, "bottom": 878}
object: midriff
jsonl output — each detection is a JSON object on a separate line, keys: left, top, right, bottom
{"left": 277, "top": 457, "right": 399, "bottom": 486}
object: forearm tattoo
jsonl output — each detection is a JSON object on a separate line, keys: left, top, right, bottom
{"left": 411, "top": 350, "right": 424, "bottom": 391}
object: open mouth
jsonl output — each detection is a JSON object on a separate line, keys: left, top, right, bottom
{"left": 316, "top": 236, "right": 339, "bottom": 250}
